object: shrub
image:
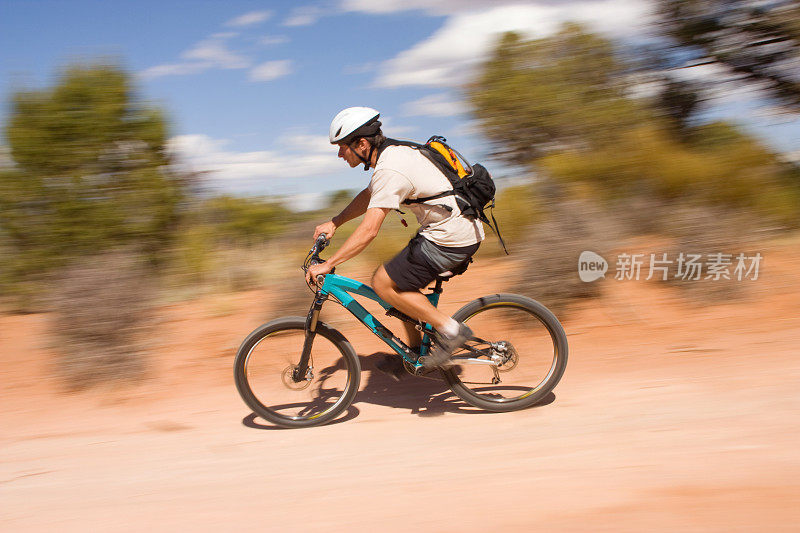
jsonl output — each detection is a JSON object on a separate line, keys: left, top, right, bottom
{"left": 204, "top": 195, "right": 290, "bottom": 246}
{"left": 514, "top": 196, "right": 623, "bottom": 316}
{"left": 49, "top": 250, "right": 155, "bottom": 389}
{"left": 656, "top": 203, "right": 771, "bottom": 303}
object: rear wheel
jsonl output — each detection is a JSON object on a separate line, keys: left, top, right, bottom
{"left": 442, "top": 294, "right": 568, "bottom": 412}
{"left": 234, "top": 317, "right": 360, "bottom": 428}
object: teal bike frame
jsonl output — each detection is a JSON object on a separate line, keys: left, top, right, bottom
{"left": 311, "top": 272, "right": 442, "bottom": 367}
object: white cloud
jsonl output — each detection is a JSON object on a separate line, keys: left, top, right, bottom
{"left": 167, "top": 134, "right": 341, "bottom": 188}
{"left": 372, "top": 1, "right": 655, "bottom": 88}
{"left": 210, "top": 32, "right": 239, "bottom": 39}
{"left": 181, "top": 35, "right": 250, "bottom": 68}
{"left": 404, "top": 93, "right": 466, "bottom": 117}
{"left": 378, "top": 115, "right": 418, "bottom": 137}
{"left": 283, "top": 5, "right": 328, "bottom": 26}
{"left": 343, "top": 62, "right": 378, "bottom": 75}
{"left": 249, "top": 60, "right": 293, "bottom": 82}
{"left": 258, "top": 34, "right": 290, "bottom": 46}
{"left": 669, "top": 63, "right": 768, "bottom": 104}
{"left": 341, "top": 0, "right": 533, "bottom": 15}
{"left": 140, "top": 33, "right": 250, "bottom": 79}
{"left": 225, "top": 10, "right": 272, "bottom": 27}
{"left": 280, "top": 134, "right": 334, "bottom": 153}
{"left": 140, "top": 62, "right": 208, "bottom": 79}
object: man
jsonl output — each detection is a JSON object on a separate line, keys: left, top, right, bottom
{"left": 306, "top": 106, "right": 484, "bottom": 372}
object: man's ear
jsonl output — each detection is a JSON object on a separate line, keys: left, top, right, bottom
{"left": 355, "top": 138, "right": 369, "bottom": 154}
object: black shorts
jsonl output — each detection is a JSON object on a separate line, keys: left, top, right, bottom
{"left": 384, "top": 235, "right": 480, "bottom": 291}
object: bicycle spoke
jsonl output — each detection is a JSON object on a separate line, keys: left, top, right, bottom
{"left": 447, "top": 299, "right": 565, "bottom": 405}
{"left": 241, "top": 325, "right": 355, "bottom": 422}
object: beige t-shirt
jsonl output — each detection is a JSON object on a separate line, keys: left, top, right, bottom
{"left": 367, "top": 145, "right": 485, "bottom": 247}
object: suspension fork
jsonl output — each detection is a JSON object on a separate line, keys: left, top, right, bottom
{"left": 292, "top": 291, "right": 327, "bottom": 382}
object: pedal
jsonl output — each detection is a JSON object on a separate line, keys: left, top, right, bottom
{"left": 385, "top": 307, "right": 416, "bottom": 324}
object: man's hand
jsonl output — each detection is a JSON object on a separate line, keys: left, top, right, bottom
{"left": 314, "top": 220, "right": 337, "bottom": 240}
{"left": 306, "top": 261, "right": 333, "bottom": 286}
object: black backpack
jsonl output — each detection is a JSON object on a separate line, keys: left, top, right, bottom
{"left": 384, "top": 136, "right": 508, "bottom": 254}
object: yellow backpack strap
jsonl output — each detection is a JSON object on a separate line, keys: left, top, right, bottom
{"left": 426, "top": 136, "right": 470, "bottom": 178}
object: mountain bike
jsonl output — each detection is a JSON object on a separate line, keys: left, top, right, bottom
{"left": 234, "top": 234, "right": 568, "bottom": 428}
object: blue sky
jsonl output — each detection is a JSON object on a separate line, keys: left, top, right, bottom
{"left": 2, "top": 0, "right": 799, "bottom": 209}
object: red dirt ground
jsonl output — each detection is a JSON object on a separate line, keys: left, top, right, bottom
{"left": 2, "top": 240, "right": 799, "bottom": 531}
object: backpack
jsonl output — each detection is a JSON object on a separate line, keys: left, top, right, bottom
{"left": 384, "top": 136, "right": 508, "bottom": 254}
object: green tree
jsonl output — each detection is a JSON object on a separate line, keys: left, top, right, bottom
{"left": 467, "top": 25, "right": 799, "bottom": 225}
{"left": 468, "top": 25, "right": 647, "bottom": 166}
{"left": 653, "top": 78, "right": 702, "bottom": 135}
{"left": 658, "top": 0, "right": 800, "bottom": 110}
{"left": 0, "top": 62, "right": 186, "bottom": 298}
{"left": 204, "top": 195, "right": 290, "bottom": 246}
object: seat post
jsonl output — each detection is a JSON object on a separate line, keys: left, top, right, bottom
{"left": 432, "top": 278, "right": 444, "bottom": 294}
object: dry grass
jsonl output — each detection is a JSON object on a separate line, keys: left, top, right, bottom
{"left": 513, "top": 196, "right": 625, "bottom": 317}
{"left": 49, "top": 250, "right": 155, "bottom": 389}
{"left": 655, "top": 203, "right": 774, "bottom": 303}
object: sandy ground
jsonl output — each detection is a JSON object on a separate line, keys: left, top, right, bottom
{"left": 2, "top": 241, "right": 800, "bottom": 532}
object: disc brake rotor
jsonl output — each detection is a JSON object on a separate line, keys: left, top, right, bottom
{"left": 495, "top": 342, "right": 519, "bottom": 372}
{"left": 281, "top": 365, "right": 313, "bottom": 390}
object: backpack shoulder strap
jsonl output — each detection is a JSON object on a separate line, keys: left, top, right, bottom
{"left": 402, "top": 190, "right": 456, "bottom": 205}
{"left": 381, "top": 138, "right": 459, "bottom": 181}
{"left": 377, "top": 137, "right": 425, "bottom": 159}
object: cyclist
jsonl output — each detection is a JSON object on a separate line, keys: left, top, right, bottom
{"left": 306, "top": 106, "right": 484, "bottom": 374}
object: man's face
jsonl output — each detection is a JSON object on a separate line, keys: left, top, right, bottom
{"left": 336, "top": 140, "right": 365, "bottom": 168}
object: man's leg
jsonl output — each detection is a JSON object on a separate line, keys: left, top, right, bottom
{"left": 373, "top": 265, "right": 471, "bottom": 368}
{"left": 372, "top": 265, "right": 451, "bottom": 332}
{"left": 376, "top": 237, "right": 477, "bottom": 368}
{"left": 372, "top": 267, "right": 422, "bottom": 380}
{"left": 401, "top": 321, "right": 422, "bottom": 350}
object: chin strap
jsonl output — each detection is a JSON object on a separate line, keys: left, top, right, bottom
{"left": 353, "top": 142, "right": 376, "bottom": 171}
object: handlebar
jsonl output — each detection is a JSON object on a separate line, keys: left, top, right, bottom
{"left": 305, "top": 233, "right": 331, "bottom": 287}
{"left": 312, "top": 233, "right": 329, "bottom": 255}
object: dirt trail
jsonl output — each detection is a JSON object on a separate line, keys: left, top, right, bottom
{"left": 2, "top": 244, "right": 799, "bottom": 532}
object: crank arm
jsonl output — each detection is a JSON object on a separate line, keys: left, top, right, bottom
{"left": 449, "top": 355, "right": 499, "bottom": 366}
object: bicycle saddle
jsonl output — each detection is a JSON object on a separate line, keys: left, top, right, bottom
{"left": 435, "top": 257, "right": 473, "bottom": 281}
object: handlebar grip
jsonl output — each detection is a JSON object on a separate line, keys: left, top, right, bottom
{"left": 313, "top": 233, "right": 329, "bottom": 253}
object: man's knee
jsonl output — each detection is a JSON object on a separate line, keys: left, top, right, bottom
{"left": 372, "top": 266, "right": 393, "bottom": 297}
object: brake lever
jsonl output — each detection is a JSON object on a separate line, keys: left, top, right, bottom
{"left": 311, "top": 263, "right": 335, "bottom": 287}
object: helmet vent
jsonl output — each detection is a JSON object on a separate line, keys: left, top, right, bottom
{"left": 335, "top": 126, "right": 342, "bottom": 137}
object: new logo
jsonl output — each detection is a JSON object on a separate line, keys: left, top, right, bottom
{"left": 578, "top": 251, "right": 608, "bottom": 282}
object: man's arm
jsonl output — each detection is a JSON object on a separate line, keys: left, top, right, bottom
{"left": 314, "top": 187, "right": 371, "bottom": 240}
{"left": 333, "top": 187, "right": 371, "bottom": 227}
{"left": 325, "top": 207, "right": 389, "bottom": 268}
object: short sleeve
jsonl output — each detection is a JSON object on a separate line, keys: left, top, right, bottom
{"left": 367, "top": 169, "right": 414, "bottom": 210}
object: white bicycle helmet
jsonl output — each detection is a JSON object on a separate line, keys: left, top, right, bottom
{"left": 329, "top": 106, "right": 381, "bottom": 144}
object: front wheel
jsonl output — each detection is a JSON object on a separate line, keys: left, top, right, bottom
{"left": 442, "top": 294, "right": 568, "bottom": 412}
{"left": 234, "top": 317, "right": 361, "bottom": 428}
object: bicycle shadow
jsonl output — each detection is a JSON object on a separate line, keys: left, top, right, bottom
{"left": 242, "top": 405, "right": 361, "bottom": 431}
{"left": 353, "top": 352, "right": 556, "bottom": 418}
{"left": 240, "top": 352, "right": 556, "bottom": 429}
